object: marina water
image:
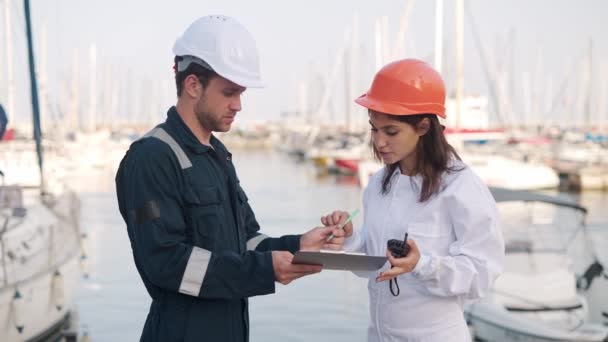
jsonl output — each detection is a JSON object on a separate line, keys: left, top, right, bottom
{"left": 73, "top": 150, "right": 608, "bottom": 342}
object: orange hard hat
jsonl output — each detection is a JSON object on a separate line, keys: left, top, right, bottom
{"left": 355, "top": 59, "right": 446, "bottom": 118}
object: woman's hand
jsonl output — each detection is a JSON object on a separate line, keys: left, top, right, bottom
{"left": 320, "top": 210, "right": 353, "bottom": 238}
{"left": 300, "top": 225, "right": 344, "bottom": 251}
{"left": 376, "top": 239, "right": 421, "bottom": 282}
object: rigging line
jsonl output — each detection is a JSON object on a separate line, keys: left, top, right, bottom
{"left": 546, "top": 50, "right": 587, "bottom": 119}
{"left": 463, "top": 0, "right": 505, "bottom": 127}
{"left": 4, "top": 1, "right": 31, "bottom": 94}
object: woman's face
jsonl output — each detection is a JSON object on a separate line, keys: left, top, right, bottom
{"left": 369, "top": 111, "right": 424, "bottom": 172}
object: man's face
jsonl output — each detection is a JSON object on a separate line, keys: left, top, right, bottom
{"left": 195, "top": 76, "right": 246, "bottom": 133}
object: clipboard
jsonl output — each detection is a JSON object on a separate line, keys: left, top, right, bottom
{"left": 292, "top": 250, "right": 387, "bottom": 271}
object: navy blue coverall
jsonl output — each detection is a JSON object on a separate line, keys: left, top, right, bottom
{"left": 116, "top": 107, "right": 301, "bottom": 342}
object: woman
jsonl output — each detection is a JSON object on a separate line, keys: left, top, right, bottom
{"left": 322, "top": 59, "right": 504, "bottom": 342}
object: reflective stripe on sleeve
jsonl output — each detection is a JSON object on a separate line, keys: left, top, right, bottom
{"left": 246, "top": 234, "right": 269, "bottom": 251}
{"left": 144, "top": 127, "right": 192, "bottom": 169}
{"left": 178, "top": 246, "right": 212, "bottom": 297}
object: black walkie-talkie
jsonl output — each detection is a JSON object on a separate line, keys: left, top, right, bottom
{"left": 386, "top": 233, "right": 410, "bottom": 297}
{"left": 387, "top": 233, "right": 410, "bottom": 258}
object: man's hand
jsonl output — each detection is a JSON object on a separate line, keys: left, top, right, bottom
{"left": 271, "top": 251, "right": 322, "bottom": 285}
{"left": 299, "top": 225, "right": 345, "bottom": 251}
{"left": 320, "top": 210, "right": 354, "bottom": 238}
{"left": 375, "top": 239, "right": 421, "bottom": 282}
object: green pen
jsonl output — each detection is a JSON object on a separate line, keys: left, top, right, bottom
{"left": 326, "top": 208, "right": 360, "bottom": 242}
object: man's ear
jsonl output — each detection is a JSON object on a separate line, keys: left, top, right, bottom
{"left": 416, "top": 118, "right": 431, "bottom": 136}
{"left": 183, "top": 74, "right": 201, "bottom": 98}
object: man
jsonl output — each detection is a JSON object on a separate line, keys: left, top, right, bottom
{"left": 115, "top": 15, "right": 351, "bottom": 342}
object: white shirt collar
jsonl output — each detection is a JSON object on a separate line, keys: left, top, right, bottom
{"left": 388, "top": 166, "right": 424, "bottom": 192}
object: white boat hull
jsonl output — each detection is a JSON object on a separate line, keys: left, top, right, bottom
{"left": 0, "top": 255, "right": 79, "bottom": 341}
{"left": 1, "top": 192, "right": 82, "bottom": 342}
{"left": 461, "top": 153, "right": 560, "bottom": 190}
{"left": 356, "top": 154, "right": 560, "bottom": 191}
{"left": 467, "top": 299, "right": 608, "bottom": 342}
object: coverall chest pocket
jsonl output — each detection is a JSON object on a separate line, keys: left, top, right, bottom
{"left": 236, "top": 186, "right": 248, "bottom": 228}
{"left": 184, "top": 185, "right": 223, "bottom": 250}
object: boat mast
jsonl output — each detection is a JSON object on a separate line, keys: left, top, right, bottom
{"left": 434, "top": 0, "right": 443, "bottom": 74}
{"left": 3, "top": 0, "right": 15, "bottom": 128}
{"left": 89, "top": 43, "right": 97, "bottom": 131}
{"left": 584, "top": 39, "right": 593, "bottom": 129}
{"left": 455, "top": 0, "right": 464, "bottom": 129}
{"left": 23, "top": 0, "right": 45, "bottom": 191}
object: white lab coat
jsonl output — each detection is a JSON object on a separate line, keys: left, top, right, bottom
{"left": 345, "top": 160, "right": 504, "bottom": 342}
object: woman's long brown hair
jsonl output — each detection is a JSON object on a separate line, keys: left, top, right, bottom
{"left": 373, "top": 113, "right": 463, "bottom": 202}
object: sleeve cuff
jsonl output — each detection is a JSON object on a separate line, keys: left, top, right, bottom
{"left": 343, "top": 231, "right": 364, "bottom": 253}
{"left": 257, "top": 234, "right": 301, "bottom": 254}
{"left": 285, "top": 234, "right": 302, "bottom": 254}
{"left": 261, "top": 251, "right": 277, "bottom": 293}
{"left": 412, "top": 253, "right": 432, "bottom": 278}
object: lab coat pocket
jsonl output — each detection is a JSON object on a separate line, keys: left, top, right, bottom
{"left": 408, "top": 223, "right": 451, "bottom": 256}
{"left": 407, "top": 222, "right": 447, "bottom": 238}
{"left": 185, "top": 186, "right": 223, "bottom": 250}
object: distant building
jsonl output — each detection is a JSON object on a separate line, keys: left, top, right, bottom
{"left": 444, "top": 95, "right": 490, "bottom": 130}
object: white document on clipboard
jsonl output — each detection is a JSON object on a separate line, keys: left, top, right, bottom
{"left": 292, "top": 250, "right": 387, "bottom": 271}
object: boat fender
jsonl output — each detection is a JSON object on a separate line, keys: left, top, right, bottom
{"left": 52, "top": 270, "right": 65, "bottom": 311}
{"left": 80, "top": 233, "right": 90, "bottom": 278}
{"left": 12, "top": 289, "right": 24, "bottom": 333}
{"left": 80, "top": 232, "right": 89, "bottom": 256}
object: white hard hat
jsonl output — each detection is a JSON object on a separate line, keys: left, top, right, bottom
{"left": 173, "top": 15, "right": 264, "bottom": 88}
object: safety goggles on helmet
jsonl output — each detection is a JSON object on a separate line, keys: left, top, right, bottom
{"left": 176, "top": 55, "right": 214, "bottom": 73}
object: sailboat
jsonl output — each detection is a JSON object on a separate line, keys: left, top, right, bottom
{"left": 356, "top": 144, "right": 561, "bottom": 190}
{"left": 465, "top": 187, "right": 608, "bottom": 342}
{"left": 0, "top": 1, "right": 83, "bottom": 341}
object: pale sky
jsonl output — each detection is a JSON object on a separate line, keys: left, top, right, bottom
{"left": 1, "top": 0, "right": 607, "bottom": 128}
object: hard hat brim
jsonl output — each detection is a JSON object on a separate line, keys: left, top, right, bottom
{"left": 355, "top": 93, "right": 446, "bottom": 118}
{"left": 221, "top": 74, "right": 264, "bottom": 88}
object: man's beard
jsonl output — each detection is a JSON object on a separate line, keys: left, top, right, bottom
{"left": 194, "top": 97, "right": 226, "bottom": 133}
